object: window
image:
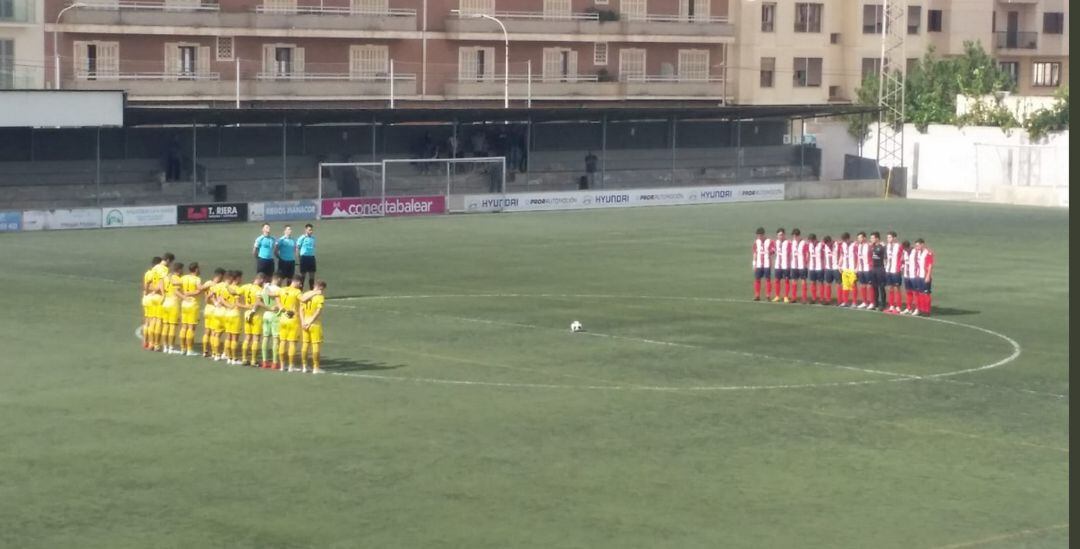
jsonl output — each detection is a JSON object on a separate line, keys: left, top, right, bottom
{"left": 1043, "top": 12, "right": 1064, "bottom": 34}
{"left": 215, "top": 36, "right": 234, "bottom": 61}
{"left": 458, "top": 0, "right": 493, "bottom": 15}
{"left": 828, "top": 85, "right": 842, "bottom": 100}
{"left": 543, "top": 0, "right": 570, "bottom": 20}
{"left": 594, "top": 0, "right": 608, "bottom": 5}
{"left": 678, "top": 49, "right": 708, "bottom": 81}
{"left": 621, "top": 0, "right": 646, "bottom": 22}
{"left": 262, "top": 0, "right": 297, "bottom": 13}
{"left": 679, "top": 0, "right": 709, "bottom": 22}
{"left": 262, "top": 44, "right": 304, "bottom": 79}
{"left": 0, "top": 0, "right": 12, "bottom": 19}
{"left": 593, "top": 43, "right": 608, "bottom": 65}
{"left": 0, "top": 40, "right": 12, "bottom": 89}
{"left": 794, "top": 3, "right": 822, "bottom": 33}
{"left": 1032, "top": 62, "right": 1060, "bottom": 87}
{"left": 927, "top": 9, "right": 941, "bottom": 32}
{"left": 907, "top": 6, "right": 921, "bottom": 34}
{"left": 618, "top": 48, "right": 646, "bottom": 82}
{"left": 861, "top": 57, "right": 881, "bottom": 82}
{"left": 349, "top": 45, "right": 388, "bottom": 80}
{"left": 761, "top": 3, "right": 775, "bottom": 32}
{"left": 164, "top": 0, "right": 201, "bottom": 9}
{"left": 760, "top": 56, "right": 774, "bottom": 87}
{"left": 793, "top": 57, "right": 821, "bottom": 87}
{"left": 863, "top": 4, "right": 882, "bottom": 34}
{"left": 74, "top": 41, "right": 119, "bottom": 80}
{"left": 830, "top": 32, "right": 840, "bottom": 44}
{"left": 906, "top": 57, "right": 919, "bottom": 75}
{"left": 458, "top": 46, "right": 496, "bottom": 81}
{"left": 998, "top": 61, "right": 1019, "bottom": 85}
{"left": 165, "top": 42, "right": 209, "bottom": 79}
{"left": 542, "top": 47, "right": 578, "bottom": 82}
{"left": 352, "top": 0, "right": 388, "bottom": 14}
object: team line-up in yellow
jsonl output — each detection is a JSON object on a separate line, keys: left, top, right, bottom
{"left": 140, "top": 253, "right": 328, "bottom": 374}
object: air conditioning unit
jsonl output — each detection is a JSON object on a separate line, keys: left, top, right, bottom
{"left": 830, "top": 33, "right": 841, "bottom": 44}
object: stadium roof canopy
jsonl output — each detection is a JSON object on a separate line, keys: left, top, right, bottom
{"left": 126, "top": 104, "right": 879, "bottom": 127}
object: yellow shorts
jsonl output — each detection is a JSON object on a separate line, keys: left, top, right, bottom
{"left": 841, "top": 270, "right": 857, "bottom": 291}
{"left": 302, "top": 323, "right": 323, "bottom": 344}
{"left": 223, "top": 311, "right": 242, "bottom": 335}
{"left": 181, "top": 299, "right": 200, "bottom": 325}
{"left": 244, "top": 310, "right": 263, "bottom": 336}
{"left": 145, "top": 294, "right": 164, "bottom": 320}
{"left": 142, "top": 294, "right": 154, "bottom": 318}
{"left": 279, "top": 317, "right": 300, "bottom": 343}
{"left": 162, "top": 298, "right": 180, "bottom": 325}
{"left": 205, "top": 305, "right": 221, "bottom": 332}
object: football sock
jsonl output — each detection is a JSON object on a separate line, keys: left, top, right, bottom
{"left": 261, "top": 335, "right": 270, "bottom": 363}
{"left": 272, "top": 338, "right": 280, "bottom": 364}
{"left": 906, "top": 290, "right": 915, "bottom": 310}
{"left": 753, "top": 279, "right": 761, "bottom": 298}
{"left": 242, "top": 339, "right": 250, "bottom": 362}
{"left": 781, "top": 280, "right": 789, "bottom": 298}
{"left": 142, "top": 319, "right": 150, "bottom": 347}
{"left": 801, "top": 282, "right": 808, "bottom": 302}
{"left": 279, "top": 341, "right": 287, "bottom": 365}
{"left": 186, "top": 329, "right": 195, "bottom": 352}
{"left": 287, "top": 343, "right": 296, "bottom": 368}
{"left": 202, "top": 332, "right": 210, "bottom": 354}
{"left": 311, "top": 343, "right": 320, "bottom": 370}
{"left": 210, "top": 334, "right": 219, "bottom": 356}
{"left": 166, "top": 325, "right": 176, "bottom": 349}
{"left": 301, "top": 342, "right": 309, "bottom": 368}
{"left": 925, "top": 294, "right": 932, "bottom": 314}
{"left": 250, "top": 340, "right": 259, "bottom": 364}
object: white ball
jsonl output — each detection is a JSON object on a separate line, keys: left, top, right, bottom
{"left": 570, "top": 321, "right": 582, "bottom": 332}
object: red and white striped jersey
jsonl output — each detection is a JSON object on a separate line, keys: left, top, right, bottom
{"left": 885, "top": 242, "right": 904, "bottom": 274}
{"left": 807, "top": 241, "right": 824, "bottom": 271}
{"left": 840, "top": 241, "right": 857, "bottom": 270}
{"left": 824, "top": 242, "right": 838, "bottom": 270}
{"left": 791, "top": 239, "right": 808, "bottom": 269}
{"left": 752, "top": 238, "right": 772, "bottom": 269}
{"left": 773, "top": 239, "right": 791, "bottom": 269}
{"left": 903, "top": 248, "right": 918, "bottom": 278}
{"left": 915, "top": 248, "right": 935, "bottom": 278}
{"left": 856, "top": 242, "right": 871, "bottom": 272}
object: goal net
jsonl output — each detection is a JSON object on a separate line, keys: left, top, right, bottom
{"left": 317, "top": 157, "right": 506, "bottom": 218}
{"left": 973, "top": 142, "right": 1066, "bottom": 200}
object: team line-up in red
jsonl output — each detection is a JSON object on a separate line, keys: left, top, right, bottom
{"left": 752, "top": 227, "right": 935, "bottom": 316}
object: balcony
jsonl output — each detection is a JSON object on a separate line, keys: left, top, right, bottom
{"left": 1, "top": 65, "right": 45, "bottom": 89}
{"left": 445, "top": 73, "right": 726, "bottom": 100}
{"left": 0, "top": 0, "right": 36, "bottom": 24}
{"left": 445, "top": 10, "right": 732, "bottom": 41}
{"left": 64, "top": 70, "right": 417, "bottom": 99}
{"left": 64, "top": 0, "right": 417, "bottom": 33}
{"left": 994, "top": 31, "right": 1038, "bottom": 50}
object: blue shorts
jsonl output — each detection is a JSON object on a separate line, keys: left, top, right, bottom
{"left": 824, "top": 270, "right": 839, "bottom": 284}
{"left": 808, "top": 270, "right": 823, "bottom": 282}
{"left": 774, "top": 268, "right": 790, "bottom": 280}
{"left": 924, "top": 280, "right": 932, "bottom": 294}
{"left": 857, "top": 272, "right": 872, "bottom": 285}
{"left": 910, "top": 278, "right": 927, "bottom": 292}
{"left": 904, "top": 277, "right": 916, "bottom": 290}
{"left": 790, "top": 268, "right": 808, "bottom": 280}
{"left": 754, "top": 267, "right": 771, "bottom": 280}
{"left": 886, "top": 273, "right": 902, "bottom": 286}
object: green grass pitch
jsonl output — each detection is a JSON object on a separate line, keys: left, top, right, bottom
{"left": 0, "top": 198, "right": 1067, "bottom": 548}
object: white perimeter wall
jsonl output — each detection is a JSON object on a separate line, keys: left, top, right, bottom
{"left": 862, "top": 123, "right": 1069, "bottom": 203}
{"left": 804, "top": 119, "right": 861, "bottom": 182}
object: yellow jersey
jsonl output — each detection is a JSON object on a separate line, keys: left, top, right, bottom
{"left": 164, "top": 274, "right": 180, "bottom": 298}
{"left": 149, "top": 263, "right": 169, "bottom": 293}
{"left": 279, "top": 286, "right": 302, "bottom": 315}
{"left": 301, "top": 294, "right": 325, "bottom": 325}
{"left": 143, "top": 269, "right": 155, "bottom": 295}
{"left": 239, "top": 283, "right": 262, "bottom": 310}
{"left": 180, "top": 274, "right": 201, "bottom": 303}
{"left": 221, "top": 284, "right": 239, "bottom": 309}
{"left": 208, "top": 282, "right": 226, "bottom": 308}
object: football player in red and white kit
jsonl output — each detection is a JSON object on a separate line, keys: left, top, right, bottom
{"left": 771, "top": 228, "right": 791, "bottom": 303}
{"left": 854, "top": 231, "right": 873, "bottom": 308}
{"left": 751, "top": 227, "right": 772, "bottom": 301}
{"left": 901, "top": 239, "right": 917, "bottom": 314}
{"left": 806, "top": 233, "right": 824, "bottom": 304}
{"left": 838, "top": 232, "right": 857, "bottom": 307}
{"left": 789, "top": 228, "right": 809, "bottom": 303}
{"left": 822, "top": 235, "right": 838, "bottom": 305}
{"left": 884, "top": 231, "right": 904, "bottom": 313}
{"left": 911, "top": 238, "right": 934, "bottom": 316}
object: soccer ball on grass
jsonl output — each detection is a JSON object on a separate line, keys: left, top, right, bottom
{"left": 570, "top": 321, "right": 583, "bottom": 333}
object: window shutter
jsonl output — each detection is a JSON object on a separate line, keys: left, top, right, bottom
{"left": 567, "top": 50, "right": 578, "bottom": 82}
{"left": 542, "top": 48, "right": 560, "bottom": 82}
{"left": 621, "top": 0, "right": 646, "bottom": 21}
{"left": 543, "top": 0, "right": 570, "bottom": 19}
{"left": 482, "top": 47, "right": 495, "bottom": 80}
{"left": 73, "top": 42, "right": 89, "bottom": 78}
{"left": 293, "top": 47, "right": 305, "bottom": 79}
{"left": 100, "top": 42, "right": 119, "bottom": 79}
{"left": 164, "top": 43, "right": 179, "bottom": 80}
{"left": 459, "top": 0, "right": 494, "bottom": 15}
{"left": 198, "top": 46, "right": 211, "bottom": 77}
{"left": 619, "top": 49, "right": 645, "bottom": 82}
{"left": 458, "top": 47, "right": 476, "bottom": 81}
{"left": 262, "top": 44, "right": 276, "bottom": 77}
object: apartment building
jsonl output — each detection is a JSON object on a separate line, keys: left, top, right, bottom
{"left": 730, "top": 0, "right": 1069, "bottom": 105}
{"left": 1, "top": 0, "right": 45, "bottom": 89}
{"left": 42, "top": 0, "right": 1067, "bottom": 106}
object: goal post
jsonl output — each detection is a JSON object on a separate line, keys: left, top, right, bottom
{"left": 316, "top": 157, "right": 507, "bottom": 218}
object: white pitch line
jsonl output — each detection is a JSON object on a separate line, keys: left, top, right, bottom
{"left": 324, "top": 293, "right": 1034, "bottom": 394}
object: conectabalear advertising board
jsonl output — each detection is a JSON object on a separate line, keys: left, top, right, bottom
{"left": 320, "top": 196, "right": 446, "bottom": 219}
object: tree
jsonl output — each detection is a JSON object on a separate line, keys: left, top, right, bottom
{"left": 848, "top": 41, "right": 1016, "bottom": 138}
{"left": 1023, "top": 86, "right": 1069, "bottom": 141}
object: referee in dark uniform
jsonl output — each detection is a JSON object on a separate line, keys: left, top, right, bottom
{"left": 296, "top": 223, "right": 317, "bottom": 290}
{"left": 870, "top": 231, "right": 887, "bottom": 310}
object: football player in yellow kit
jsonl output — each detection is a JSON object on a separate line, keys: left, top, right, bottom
{"left": 238, "top": 273, "right": 267, "bottom": 367}
{"left": 205, "top": 268, "right": 228, "bottom": 359}
{"left": 141, "top": 256, "right": 162, "bottom": 350}
{"left": 178, "top": 262, "right": 203, "bottom": 356}
{"left": 220, "top": 271, "right": 244, "bottom": 365}
{"left": 145, "top": 253, "right": 173, "bottom": 352}
{"left": 276, "top": 276, "right": 304, "bottom": 372}
{"left": 161, "top": 262, "right": 184, "bottom": 354}
{"left": 299, "top": 280, "right": 326, "bottom": 374}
